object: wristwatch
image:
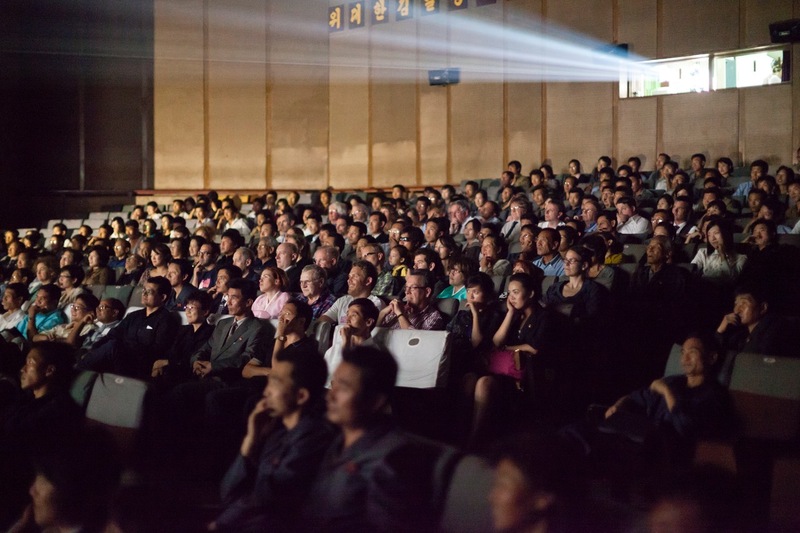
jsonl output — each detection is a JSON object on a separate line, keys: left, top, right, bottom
{"left": 278, "top": 335, "right": 287, "bottom": 342}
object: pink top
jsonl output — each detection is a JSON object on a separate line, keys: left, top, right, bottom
{"left": 251, "top": 291, "right": 290, "bottom": 319}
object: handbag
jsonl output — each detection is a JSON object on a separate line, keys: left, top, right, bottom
{"left": 487, "top": 348, "right": 524, "bottom": 381}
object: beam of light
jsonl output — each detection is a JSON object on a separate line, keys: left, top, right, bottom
{"left": 2, "top": 1, "right": 658, "bottom": 85}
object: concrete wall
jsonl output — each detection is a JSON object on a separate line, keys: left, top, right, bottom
{"left": 153, "top": 0, "right": 800, "bottom": 191}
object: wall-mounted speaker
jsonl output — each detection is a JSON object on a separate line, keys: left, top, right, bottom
{"left": 428, "top": 68, "right": 460, "bottom": 86}
{"left": 770, "top": 19, "right": 800, "bottom": 43}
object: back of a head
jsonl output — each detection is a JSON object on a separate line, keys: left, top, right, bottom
{"left": 275, "top": 346, "right": 329, "bottom": 413}
{"left": 342, "top": 345, "right": 398, "bottom": 405}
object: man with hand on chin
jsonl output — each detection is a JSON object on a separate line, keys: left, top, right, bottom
{"left": 324, "top": 298, "right": 379, "bottom": 384}
{"left": 377, "top": 270, "right": 446, "bottom": 331}
{"left": 210, "top": 348, "right": 334, "bottom": 532}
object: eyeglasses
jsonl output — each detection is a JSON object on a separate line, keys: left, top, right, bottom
{"left": 399, "top": 237, "right": 410, "bottom": 242}
{"left": 97, "top": 305, "right": 112, "bottom": 310}
{"left": 184, "top": 304, "right": 200, "bottom": 311}
{"left": 69, "top": 304, "right": 87, "bottom": 311}
{"left": 142, "top": 289, "right": 158, "bottom": 295}
{"left": 299, "top": 279, "right": 320, "bottom": 286}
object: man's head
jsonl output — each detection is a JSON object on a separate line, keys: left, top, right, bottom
{"left": 368, "top": 212, "right": 386, "bottom": 236}
{"left": 399, "top": 226, "right": 424, "bottom": 252}
{"left": 232, "top": 247, "right": 254, "bottom": 274}
{"left": 672, "top": 197, "right": 692, "bottom": 224}
{"left": 346, "top": 222, "right": 366, "bottom": 246}
{"left": 197, "top": 243, "right": 217, "bottom": 267}
{"left": 750, "top": 159, "right": 768, "bottom": 183}
{"left": 270, "top": 242, "right": 295, "bottom": 271}
{"left": 313, "top": 245, "right": 338, "bottom": 271}
{"left": 749, "top": 218, "right": 777, "bottom": 250}
{"left": 535, "top": 228, "right": 560, "bottom": 257}
{"left": 70, "top": 293, "right": 99, "bottom": 324}
{"left": 346, "top": 298, "right": 379, "bottom": 336}
{"left": 299, "top": 264, "right": 327, "bottom": 299}
{"left": 279, "top": 299, "right": 314, "bottom": 335}
{"left": 646, "top": 235, "right": 672, "bottom": 268}
{"left": 142, "top": 277, "right": 170, "bottom": 310}
{"left": 34, "top": 285, "right": 61, "bottom": 313}
{"left": 226, "top": 278, "right": 257, "bottom": 318}
{"left": 20, "top": 342, "right": 75, "bottom": 397}
{"left": 219, "top": 229, "right": 242, "bottom": 257}
{"left": 347, "top": 260, "right": 378, "bottom": 297}
{"left": 448, "top": 200, "right": 470, "bottom": 227}
{"left": 269, "top": 344, "right": 329, "bottom": 419}
{"left": 97, "top": 298, "right": 125, "bottom": 325}
{"left": 732, "top": 286, "right": 770, "bottom": 329}
{"left": 424, "top": 217, "right": 446, "bottom": 244}
{"left": 614, "top": 197, "right": 637, "bottom": 223}
{"left": 327, "top": 346, "right": 398, "bottom": 430}
{"left": 680, "top": 333, "right": 719, "bottom": 380}
{"left": 542, "top": 199, "right": 563, "bottom": 223}
{"left": 3, "top": 283, "right": 28, "bottom": 312}
{"left": 403, "top": 269, "right": 434, "bottom": 310}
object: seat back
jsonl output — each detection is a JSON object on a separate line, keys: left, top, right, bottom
{"left": 69, "top": 370, "right": 99, "bottom": 412}
{"left": 729, "top": 353, "right": 800, "bottom": 442}
{"left": 310, "top": 319, "right": 333, "bottom": 356}
{"left": 128, "top": 285, "right": 145, "bottom": 307}
{"left": 85, "top": 373, "right": 151, "bottom": 461}
{"left": 371, "top": 327, "right": 451, "bottom": 388}
{"left": 435, "top": 298, "right": 459, "bottom": 323}
{"left": 622, "top": 243, "right": 647, "bottom": 263}
{"left": 101, "top": 285, "right": 134, "bottom": 307}
{"left": 438, "top": 455, "right": 495, "bottom": 533}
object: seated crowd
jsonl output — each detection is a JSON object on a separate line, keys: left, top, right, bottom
{"left": 0, "top": 153, "right": 799, "bottom": 531}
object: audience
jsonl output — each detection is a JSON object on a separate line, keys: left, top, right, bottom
{"left": 2, "top": 156, "right": 798, "bottom": 530}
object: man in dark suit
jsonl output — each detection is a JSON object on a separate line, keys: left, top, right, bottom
{"left": 165, "top": 278, "right": 271, "bottom": 457}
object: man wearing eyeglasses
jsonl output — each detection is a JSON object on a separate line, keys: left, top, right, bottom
{"left": 377, "top": 270, "right": 446, "bottom": 330}
{"left": 32, "top": 293, "right": 99, "bottom": 345}
{"left": 295, "top": 265, "right": 336, "bottom": 321}
{"left": 77, "top": 277, "right": 179, "bottom": 379}
{"left": 500, "top": 197, "right": 530, "bottom": 255}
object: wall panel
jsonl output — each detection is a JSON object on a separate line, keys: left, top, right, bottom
{"left": 741, "top": 85, "right": 793, "bottom": 167}
{"left": 154, "top": 0, "right": 205, "bottom": 189}
{"left": 449, "top": 5, "right": 505, "bottom": 182}
{"left": 418, "top": 9, "right": 449, "bottom": 186}
{"left": 618, "top": 0, "right": 657, "bottom": 59}
{"left": 206, "top": 0, "right": 267, "bottom": 189}
{"left": 743, "top": 0, "right": 792, "bottom": 48}
{"left": 546, "top": 83, "right": 613, "bottom": 170}
{"left": 268, "top": 1, "right": 330, "bottom": 190}
{"left": 661, "top": 0, "right": 738, "bottom": 57}
{"left": 505, "top": 0, "right": 544, "bottom": 171}
{"left": 661, "top": 91, "right": 739, "bottom": 167}
{"left": 370, "top": 17, "right": 419, "bottom": 189}
{"left": 328, "top": 27, "right": 369, "bottom": 190}
{"left": 618, "top": 97, "right": 658, "bottom": 169}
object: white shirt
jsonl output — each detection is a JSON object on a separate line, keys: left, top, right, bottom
{"left": 691, "top": 248, "right": 746, "bottom": 282}
{"left": 617, "top": 214, "right": 651, "bottom": 235}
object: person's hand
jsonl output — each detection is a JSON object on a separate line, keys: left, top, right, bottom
{"left": 649, "top": 378, "right": 668, "bottom": 396}
{"left": 151, "top": 359, "right": 169, "bottom": 378}
{"left": 7, "top": 504, "right": 34, "bottom": 533}
{"left": 466, "top": 301, "right": 481, "bottom": 316}
{"left": 82, "top": 312, "right": 96, "bottom": 325}
{"left": 717, "top": 312, "right": 740, "bottom": 333}
{"left": 27, "top": 304, "right": 39, "bottom": 318}
{"left": 241, "top": 397, "right": 278, "bottom": 458}
{"left": 390, "top": 299, "right": 405, "bottom": 316}
{"left": 604, "top": 405, "right": 618, "bottom": 419}
{"left": 506, "top": 298, "right": 517, "bottom": 314}
{"left": 277, "top": 311, "right": 291, "bottom": 336}
{"left": 340, "top": 324, "right": 353, "bottom": 345}
{"left": 193, "top": 360, "right": 212, "bottom": 378}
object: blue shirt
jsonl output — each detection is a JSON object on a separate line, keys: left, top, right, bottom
{"left": 533, "top": 254, "right": 565, "bottom": 277}
{"left": 17, "top": 308, "right": 67, "bottom": 340}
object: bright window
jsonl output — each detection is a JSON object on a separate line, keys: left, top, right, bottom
{"left": 621, "top": 45, "right": 790, "bottom": 99}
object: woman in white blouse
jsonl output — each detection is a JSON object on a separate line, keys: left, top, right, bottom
{"left": 691, "top": 217, "right": 746, "bottom": 283}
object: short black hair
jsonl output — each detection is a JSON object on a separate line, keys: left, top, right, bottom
{"left": 38, "top": 283, "right": 62, "bottom": 304}
{"left": 29, "top": 341, "right": 76, "bottom": 391}
{"left": 145, "top": 276, "right": 172, "bottom": 299}
{"left": 228, "top": 278, "right": 257, "bottom": 302}
{"left": 186, "top": 290, "right": 213, "bottom": 312}
{"left": 348, "top": 297, "right": 379, "bottom": 325}
{"left": 342, "top": 345, "right": 398, "bottom": 404}
{"left": 287, "top": 298, "right": 313, "bottom": 330}
{"left": 275, "top": 346, "right": 329, "bottom": 413}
